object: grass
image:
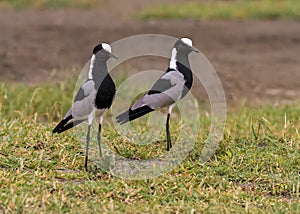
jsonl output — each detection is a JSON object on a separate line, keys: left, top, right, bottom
{"left": 138, "top": 0, "right": 300, "bottom": 20}
{"left": 0, "top": 0, "right": 102, "bottom": 10}
{"left": 0, "top": 80, "right": 299, "bottom": 213}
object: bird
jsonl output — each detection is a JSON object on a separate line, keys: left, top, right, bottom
{"left": 116, "top": 37, "right": 198, "bottom": 151}
{"left": 53, "top": 42, "right": 117, "bottom": 171}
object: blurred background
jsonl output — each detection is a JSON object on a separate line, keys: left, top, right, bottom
{"left": 0, "top": 0, "right": 299, "bottom": 106}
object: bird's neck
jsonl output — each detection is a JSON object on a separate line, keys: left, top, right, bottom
{"left": 88, "top": 54, "right": 109, "bottom": 83}
{"left": 169, "top": 48, "right": 191, "bottom": 71}
{"left": 169, "top": 48, "right": 193, "bottom": 92}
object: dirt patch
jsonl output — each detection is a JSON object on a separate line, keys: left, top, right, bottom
{"left": 0, "top": 1, "right": 299, "bottom": 105}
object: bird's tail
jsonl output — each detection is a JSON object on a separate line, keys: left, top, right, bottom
{"left": 52, "top": 115, "right": 85, "bottom": 134}
{"left": 116, "top": 106, "right": 154, "bottom": 125}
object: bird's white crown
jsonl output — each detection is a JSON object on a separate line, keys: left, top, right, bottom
{"left": 180, "top": 38, "right": 193, "bottom": 47}
{"left": 102, "top": 43, "right": 112, "bottom": 53}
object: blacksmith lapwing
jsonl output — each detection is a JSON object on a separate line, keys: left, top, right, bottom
{"left": 53, "top": 43, "right": 117, "bottom": 171}
{"left": 116, "top": 38, "right": 198, "bottom": 151}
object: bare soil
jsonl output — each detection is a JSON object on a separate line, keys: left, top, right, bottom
{"left": 0, "top": 0, "right": 299, "bottom": 105}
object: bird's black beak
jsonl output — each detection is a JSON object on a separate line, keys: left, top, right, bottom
{"left": 190, "top": 46, "right": 199, "bottom": 53}
{"left": 110, "top": 53, "right": 118, "bottom": 59}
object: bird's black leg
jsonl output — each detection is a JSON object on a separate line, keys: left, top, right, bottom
{"left": 97, "top": 123, "right": 102, "bottom": 158}
{"left": 166, "top": 113, "right": 172, "bottom": 151}
{"left": 84, "top": 125, "right": 91, "bottom": 172}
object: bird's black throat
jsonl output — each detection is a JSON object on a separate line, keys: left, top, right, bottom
{"left": 175, "top": 51, "right": 193, "bottom": 97}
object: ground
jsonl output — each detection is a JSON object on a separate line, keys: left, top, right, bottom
{"left": 0, "top": 1, "right": 299, "bottom": 213}
{"left": 0, "top": 0, "right": 299, "bottom": 105}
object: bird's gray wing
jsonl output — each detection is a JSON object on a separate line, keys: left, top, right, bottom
{"left": 132, "top": 70, "right": 185, "bottom": 110}
{"left": 116, "top": 70, "right": 185, "bottom": 124}
{"left": 53, "top": 80, "right": 96, "bottom": 133}
{"left": 74, "top": 80, "right": 95, "bottom": 102}
{"left": 64, "top": 80, "right": 96, "bottom": 119}
{"left": 148, "top": 77, "right": 173, "bottom": 95}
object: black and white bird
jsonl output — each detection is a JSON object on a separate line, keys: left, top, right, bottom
{"left": 53, "top": 43, "right": 117, "bottom": 171}
{"left": 116, "top": 38, "right": 198, "bottom": 151}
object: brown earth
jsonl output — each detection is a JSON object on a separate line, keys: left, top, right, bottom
{"left": 0, "top": 0, "right": 299, "bottom": 105}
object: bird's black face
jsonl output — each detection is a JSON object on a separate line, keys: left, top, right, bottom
{"left": 92, "top": 44, "right": 103, "bottom": 55}
{"left": 174, "top": 38, "right": 198, "bottom": 54}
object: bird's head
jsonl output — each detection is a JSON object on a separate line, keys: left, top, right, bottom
{"left": 173, "top": 38, "right": 199, "bottom": 54}
{"left": 92, "top": 43, "right": 118, "bottom": 60}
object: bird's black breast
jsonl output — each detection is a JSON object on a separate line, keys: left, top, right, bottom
{"left": 177, "top": 62, "right": 193, "bottom": 98}
{"left": 95, "top": 74, "right": 116, "bottom": 109}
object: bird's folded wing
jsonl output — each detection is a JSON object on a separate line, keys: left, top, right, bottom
{"left": 148, "top": 77, "right": 174, "bottom": 95}
{"left": 148, "top": 70, "right": 184, "bottom": 95}
{"left": 62, "top": 80, "right": 95, "bottom": 120}
{"left": 131, "top": 70, "right": 185, "bottom": 110}
{"left": 74, "top": 80, "right": 95, "bottom": 102}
